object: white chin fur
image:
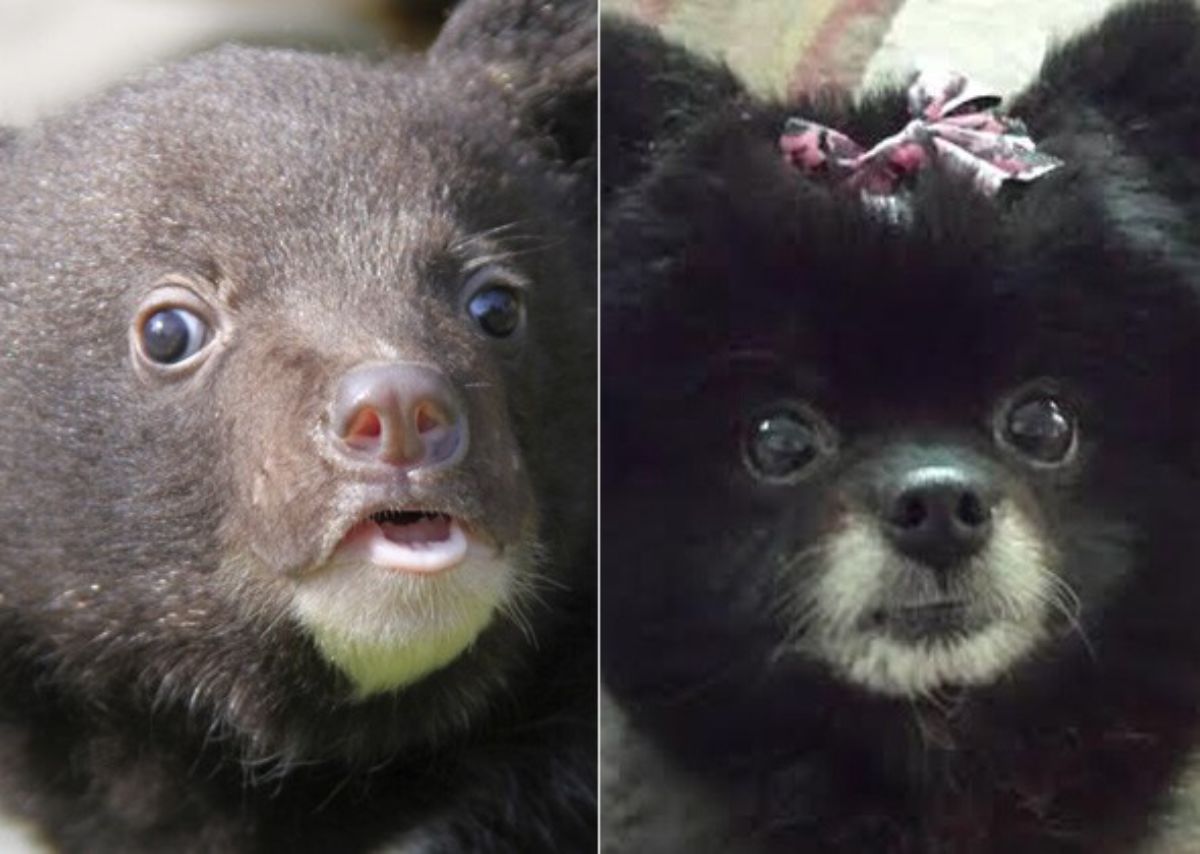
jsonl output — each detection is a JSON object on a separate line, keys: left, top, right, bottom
{"left": 808, "top": 506, "right": 1053, "bottom": 698}
{"left": 826, "top": 623, "right": 1042, "bottom": 698}
{"left": 291, "top": 540, "right": 517, "bottom": 697}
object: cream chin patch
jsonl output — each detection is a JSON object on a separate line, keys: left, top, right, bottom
{"left": 827, "top": 622, "right": 1043, "bottom": 698}
{"left": 291, "top": 542, "right": 517, "bottom": 697}
{"left": 809, "top": 506, "right": 1055, "bottom": 698}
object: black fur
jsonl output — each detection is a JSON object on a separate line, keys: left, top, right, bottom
{"left": 602, "top": 2, "right": 1200, "bottom": 851}
{"left": 0, "top": 1, "right": 596, "bottom": 851}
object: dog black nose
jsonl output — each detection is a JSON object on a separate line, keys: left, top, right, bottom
{"left": 882, "top": 471, "right": 993, "bottom": 570}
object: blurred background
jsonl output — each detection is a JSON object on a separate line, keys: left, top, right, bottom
{"left": 0, "top": 0, "right": 458, "bottom": 126}
{"left": 604, "top": 0, "right": 1129, "bottom": 99}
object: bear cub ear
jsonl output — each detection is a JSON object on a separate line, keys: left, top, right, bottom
{"left": 431, "top": 0, "right": 596, "bottom": 175}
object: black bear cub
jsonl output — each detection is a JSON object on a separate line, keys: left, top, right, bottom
{"left": 0, "top": 0, "right": 595, "bottom": 851}
{"left": 603, "top": 1, "right": 1200, "bottom": 851}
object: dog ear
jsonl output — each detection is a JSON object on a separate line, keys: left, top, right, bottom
{"left": 1015, "top": 0, "right": 1199, "bottom": 142}
{"left": 431, "top": 0, "right": 596, "bottom": 174}
{"left": 1011, "top": 0, "right": 1200, "bottom": 250}
{"left": 600, "top": 16, "right": 746, "bottom": 197}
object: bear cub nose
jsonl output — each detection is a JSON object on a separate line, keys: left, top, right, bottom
{"left": 331, "top": 362, "right": 467, "bottom": 471}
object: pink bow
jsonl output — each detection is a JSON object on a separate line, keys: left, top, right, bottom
{"left": 779, "top": 69, "right": 1063, "bottom": 196}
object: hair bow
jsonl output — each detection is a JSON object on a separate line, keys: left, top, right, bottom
{"left": 779, "top": 69, "right": 1063, "bottom": 197}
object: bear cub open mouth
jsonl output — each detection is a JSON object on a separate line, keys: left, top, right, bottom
{"left": 339, "top": 509, "right": 469, "bottom": 574}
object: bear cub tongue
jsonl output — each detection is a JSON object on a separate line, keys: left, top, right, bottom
{"left": 379, "top": 514, "right": 452, "bottom": 546}
{"left": 337, "top": 512, "right": 469, "bottom": 574}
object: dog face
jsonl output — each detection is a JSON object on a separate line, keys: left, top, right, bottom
{"left": 603, "top": 108, "right": 1200, "bottom": 707}
{"left": 601, "top": 4, "right": 1200, "bottom": 849}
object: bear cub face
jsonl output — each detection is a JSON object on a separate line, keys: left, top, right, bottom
{"left": 0, "top": 38, "right": 594, "bottom": 764}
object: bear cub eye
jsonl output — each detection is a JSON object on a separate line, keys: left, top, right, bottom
{"left": 140, "top": 307, "right": 210, "bottom": 365}
{"left": 466, "top": 271, "right": 524, "bottom": 339}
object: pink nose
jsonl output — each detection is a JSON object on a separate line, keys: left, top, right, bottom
{"left": 330, "top": 362, "right": 466, "bottom": 470}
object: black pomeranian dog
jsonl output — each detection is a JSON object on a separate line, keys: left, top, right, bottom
{"left": 602, "top": 1, "right": 1200, "bottom": 851}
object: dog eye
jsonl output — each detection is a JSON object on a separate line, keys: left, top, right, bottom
{"left": 467, "top": 280, "right": 523, "bottom": 338}
{"left": 1000, "top": 393, "right": 1076, "bottom": 464}
{"left": 139, "top": 307, "right": 209, "bottom": 365}
{"left": 744, "top": 407, "right": 828, "bottom": 482}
